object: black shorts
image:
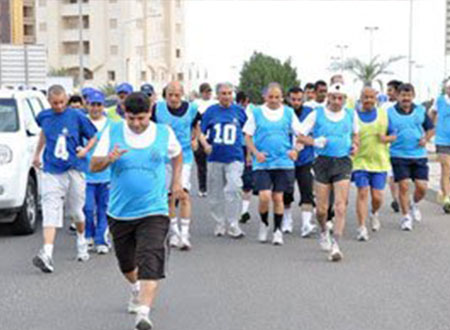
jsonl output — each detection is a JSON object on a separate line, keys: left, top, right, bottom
{"left": 283, "top": 163, "right": 315, "bottom": 206}
{"left": 253, "top": 169, "right": 295, "bottom": 193}
{"left": 313, "top": 156, "right": 352, "bottom": 184}
{"left": 390, "top": 157, "right": 429, "bottom": 182}
{"left": 436, "top": 145, "right": 450, "bottom": 155}
{"left": 108, "top": 215, "right": 170, "bottom": 280}
{"left": 242, "top": 165, "right": 253, "bottom": 192}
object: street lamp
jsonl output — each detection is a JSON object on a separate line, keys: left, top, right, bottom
{"left": 364, "top": 26, "right": 379, "bottom": 61}
{"left": 336, "top": 44, "right": 349, "bottom": 72}
{"left": 408, "top": 0, "right": 414, "bottom": 82}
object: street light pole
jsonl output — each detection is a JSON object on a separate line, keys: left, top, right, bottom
{"left": 408, "top": 0, "right": 414, "bottom": 82}
{"left": 78, "top": 0, "right": 84, "bottom": 87}
{"left": 336, "top": 44, "right": 348, "bottom": 72}
{"left": 364, "top": 26, "right": 379, "bottom": 61}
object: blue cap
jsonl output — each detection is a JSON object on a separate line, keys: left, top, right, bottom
{"left": 116, "top": 83, "right": 133, "bottom": 95}
{"left": 81, "top": 87, "right": 95, "bottom": 99}
{"left": 88, "top": 90, "right": 105, "bottom": 105}
{"left": 140, "top": 83, "right": 154, "bottom": 96}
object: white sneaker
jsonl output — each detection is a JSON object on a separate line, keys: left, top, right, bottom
{"left": 179, "top": 232, "right": 191, "bottom": 251}
{"left": 401, "top": 215, "right": 413, "bottom": 231}
{"left": 356, "top": 226, "right": 369, "bottom": 242}
{"left": 86, "top": 238, "right": 95, "bottom": 252}
{"left": 326, "top": 220, "right": 334, "bottom": 233}
{"left": 227, "top": 224, "right": 245, "bottom": 239}
{"left": 272, "top": 229, "right": 284, "bottom": 246}
{"left": 370, "top": 212, "right": 381, "bottom": 232}
{"left": 76, "top": 239, "right": 90, "bottom": 262}
{"left": 281, "top": 215, "right": 293, "bottom": 234}
{"left": 301, "top": 223, "right": 317, "bottom": 238}
{"left": 328, "top": 240, "right": 344, "bottom": 262}
{"left": 410, "top": 203, "right": 422, "bottom": 222}
{"left": 135, "top": 314, "right": 153, "bottom": 330}
{"left": 32, "top": 249, "right": 54, "bottom": 273}
{"left": 258, "top": 223, "right": 269, "bottom": 243}
{"left": 169, "top": 234, "right": 181, "bottom": 248}
{"left": 128, "top": 291, "right": 140, "bottom": 314}
{"left": 319, "top": 230, "right": 332, "bottom": 251}
{"left": 214, "top": 223, "right": 226, "bottom": 237}
{"left": 96, "top": 245, "right": 109, "bottom": 255}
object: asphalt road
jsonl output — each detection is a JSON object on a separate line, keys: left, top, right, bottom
{"left": 1, "top": 187, "right": 450, "bottom": 330}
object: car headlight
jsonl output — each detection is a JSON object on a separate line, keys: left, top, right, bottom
{"left": 0, "top": 145, "right": 13, "bottom": 165}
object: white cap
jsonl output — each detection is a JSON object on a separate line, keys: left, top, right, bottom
{"left": 328, "top": 83, "right": 347, "bottom": 95}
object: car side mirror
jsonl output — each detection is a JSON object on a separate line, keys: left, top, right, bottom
{"left": 26, "top": 129, "right": 37, "bottom": 137}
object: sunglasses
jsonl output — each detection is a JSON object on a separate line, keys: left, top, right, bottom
{"left": 90, "top": 102, "right": 103, "bottom": 107}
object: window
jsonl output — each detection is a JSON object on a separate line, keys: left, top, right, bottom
{"left": 25, "top": 99, "right": 43, "bottom": 134}
{"left": 176, "top": 48, "right": 181, "bottom": 58}
{"left": 83, "top": 41, "right": 90, "bottom": 54}
{"left": 0, "top": 99, "right": 19, "bottom": 132}
{"left": 62, "top": 16, "right": 88, "bottom": 29}
{"left": 39, "top": 22, "right": 47, "bottom": 32}
{"left": 109, "top": 18, "right": 117, "bottom": 29}
{"left": 63, "top": 41, "right": 89, "bottom": 55}
{"left": 141, "top": 71, "right": 147, "bottom": 81}
{"left": 177, "top": 72, "right": 184, "bottom": 81}
{"left": 23, "top": 6, "right": 34, "bottom": 19}
{"left": 110, "top": 45, "right": 118, "bottom": 55}
{"left": 24, "top": 25, "right": 34, "bottom": 37}
{"left": 107, "top": 71, "right": 116, "bottom": 81}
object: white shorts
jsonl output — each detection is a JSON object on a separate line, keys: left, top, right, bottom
{"left": 41, "top": 170, "right": 86, "bottom": 228}
{"left": 165, "top": 163, "right": 192, "bottom": 192}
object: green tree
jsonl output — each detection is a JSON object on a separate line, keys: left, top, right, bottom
{"left": 99, "top": 83, "right": 116, "bottom": 97}
{"left": 238, "top": 52, "right": 300, "bottom": 104}
{"left": 337, "top": 55, "right": 404, "bottom": 90}
{"left": 48, "top": 67, "right": 71, "bottom": 77}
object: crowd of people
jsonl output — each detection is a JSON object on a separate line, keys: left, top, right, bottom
{"left": 29, "top": 75, "right": 450, "bottom": 330}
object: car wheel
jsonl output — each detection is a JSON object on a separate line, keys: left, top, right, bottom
{"left": 12, "top": 176, "right": 40, "bottom": 235}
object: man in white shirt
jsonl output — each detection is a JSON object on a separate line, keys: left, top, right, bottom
{"left": 304, "top": 80, "right": 328, "bottom": 109}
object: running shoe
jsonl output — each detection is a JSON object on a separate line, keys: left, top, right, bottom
{"left": 128, "top": 291, "right": 140, "bottom": 314}
{"left": 301, "top": 222, "right": 317, "bottom": 238}
{"left": 169, "top": 233, "right": 181, "bottom": 248}
{"left": 179, "top": 232, "right": 191, "bottom": 251}
{"left": 86, "top": 238, "right": 95, "bottom": 252}
{"left": 281, "top": 215, "right": 293, "bottom": 234}
{"left": 135, "top": 315, "right": 153, "bottom": 330}
{"left": 77, "top": 239, "right": 90, "bottom": 262}
{"left": 370, "top": 212, "right": 381, "bottom": 232}
{"left": 272, "top": 229, "right": 284, "bottom": 246}
{"left": 96, "top": 245, "right": 109, "bottom": 255}
{"left": 319, "top": 230, "right": 332, "bottom": 251}
{"left": 391, "top": 200, "right": 400, "bottom": 213}
{"left": 214, "top": 223, "right": 226, "bottom": 237}
{"left": 227, "top": 224, "right": 245, "bottom": 239}
{"left": 410, "top": 203, "right": 422, "bottom": 222}
{"left": 356, "top": 226, "right": 369, "bottom": 242}
{"left": 239, "top": 212, "right": 251, "bottom": 224}
{"left": 32, "top": 249, "right": 54, "bottom": 273}
{"left": 401, "top": 215, "right": 413, "bottom": 231}
{"left": 258, "top": 223, "right": 269, "bottom": 243}
{"left": 328, "top": 240, "right": 343, "bottom": 262}
{"left": 443, "top": 196, "right": 450, "bottom": 214}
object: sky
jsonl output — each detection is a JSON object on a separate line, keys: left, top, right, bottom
{"left": 185, "top": 0, "right": 447, "bottom": 101}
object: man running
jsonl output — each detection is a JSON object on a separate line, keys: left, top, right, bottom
{"left": 352, "top": 87, "right": 392, "bottom": 241}
{"left": 153, "top": 81, "right": 200, "bottom": 250}
{"left": 387, "top": 83, "right": 434, "bottom": 231}
{"left": 298, "top": 83, "right": 359, "bottom": 261}
{"left": 430, "top": 80, "right": 450, "bottom": 213}
{"left": 32, "top": 85, "right": 97, "bottom": 273}
{"left": 304, "top": 83, "right": 316, "bottom": 102}
{"left": 282, "top": 86, "right": 316, "bottom": 237}
{"left": 90, "top": 92, "right": 182, "bottom": 330}
{"left": 243, "top": 83, "right": 302, "bottom": 246}
{"left": 198, "top": 83, "right": 247, "bottom": 238}
{"left": 305, "top": 80, "right": 327, "bottom": 109}
{"left": 107, "top": 82, "right": 133, "bottom": 122}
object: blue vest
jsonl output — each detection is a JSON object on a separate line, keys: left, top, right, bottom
{"left": 435, "top": 95, "right": 450, "bottom": 146}
{"left": 155, "top": 101, "right": 197, "bottom": 164}
{"left": 295, "top": 106, "right": 315, "bottom": 166}
{"left": 388, "top": 105, "right": 427, "bottom": 158}
{"left": 252, "top": 106, "right": 294, "bottom": 170}
{"left": 313, "top": 107, "right": 353, "bottom": 158}
{"left": 107, "top": 122, "right": 169, "bottom": 219}
{"left": 86, "top": 118, "right": 111, "bottom": 183}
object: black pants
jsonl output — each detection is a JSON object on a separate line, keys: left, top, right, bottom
{"left": 194, "top": 144, "right": 207, "bottom": 192}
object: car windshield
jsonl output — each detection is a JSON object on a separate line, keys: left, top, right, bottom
{"left": 0, "top": 99, "right": 19, "bottom": 132}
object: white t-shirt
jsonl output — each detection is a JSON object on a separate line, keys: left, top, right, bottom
{"left": 381, "top": 101, "right": 397, "bottom": 112}
{"left": 195, "top": 98, "right": 217, "bottom": 115}
{"left": 89, "top": 116, "right": 108, "bottom": 132}
{"left": 242, "top": 105, "right": 303, "bottom": 136}
{"left": 431, "top": 95, "right": 450, "bottom": 113}
{"left": 304, "top": 100, "right": 327, "bottom": 109}
{"left": 299, "top": 108, "right": 360, "bottom": 136}
{"left": 93, "top": 121, "right": 181, "bottom": 158}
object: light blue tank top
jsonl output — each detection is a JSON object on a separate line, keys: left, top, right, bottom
{"left": 252, "top": 106, "right": 294, "bottom": 170}
{"left": 313, "top": 107, "right": 353, "bottom": 158}
{"left": 388, "top": 105, "right": 427, "bottom": 158}
{"left": 107, "top": 122, "right": 169, "bottom": 220}
{"left": 435, "top": 95, "right": 450, "bottom": 146}
{"left": 155, "top": 101, "right": 197, "bottom": 164}
{"left": 86, "top": 118, "right": 111, "bottom": 183}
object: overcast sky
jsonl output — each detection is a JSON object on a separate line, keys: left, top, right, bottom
{"left": 185, "top": 0, "right": 447, "bottom": 100}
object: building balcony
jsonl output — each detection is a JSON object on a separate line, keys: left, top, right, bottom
{"left": 60, "top": 4, "right": 89, "bottom": 17}
{"left": 24, "top": 35, "right": 36, "bottom": 44}
{"left": 61, "top": 29, "right": 90, "bottom": 42}
{"left": 60, "top": 55, "right": 90, "bottom": 69}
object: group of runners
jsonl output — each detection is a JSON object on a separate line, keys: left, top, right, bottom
{"left": 30, "top": 75, "right": 450, "bottom": 330}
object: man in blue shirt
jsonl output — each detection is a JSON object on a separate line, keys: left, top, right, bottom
{"left": 198, "top": 83, "right": 247, "bottom": 238}
{"left": 32, "top": 85, "right": 98, "bottom": 273}
{"left": 90, "top": 92, "right": 183, "bottom": 330}
{"left": 387, "top": 83, "right": 435, "bottom": 231}
{"left": 282, "top": 87, "right": 317, "bottom": 237}
{"left": 107, "top": 82, "right": 133, "bottom": 122}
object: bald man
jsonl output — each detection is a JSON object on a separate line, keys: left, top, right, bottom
{"left": 351, "top": 87, "right": 394, "bottom": 241}
{"left": 152, "top": 82, "right": 201, "bottom": 251}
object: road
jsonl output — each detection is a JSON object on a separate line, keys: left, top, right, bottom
{"left": 1, "top": 187, "right": 450, "bottom": 330}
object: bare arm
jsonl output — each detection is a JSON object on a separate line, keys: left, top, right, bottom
{"left": 90, "top": 144, "right": 127, "bottom": 173}
{"left": 170, "top": 152, "right": 183, "bottom": 199}
{"left": 296, "top": 134, "right": 314, "bottom": 146}
{"left": 77, "top": 136, "right": 98, "bottom": 158}
{"left": 245, "top": 134, "right": 266, "bottom": 163}
{"left": 32, "top": 131, "right": 46, "bottom": 168}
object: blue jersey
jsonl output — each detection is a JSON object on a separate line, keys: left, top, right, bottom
{"left": 295, "top": 106, "right": 315, "bottom": 166}
{"left": 154, "top": 101, "right": 198, "bottom": 164}
{"left": 85, "top": 118, "right": 111, "bottom": 183}
{"left": 252, "top": 106, "right": 295, "bottom": 170}
{"left": 313, "top": 107, "right": 353, "bottom": 158}
{"left": 388, "top": 105, "right": 427, "bottom": 158}
{"left": 201, "top": 104, "right": 247, "bottom": 163}
{"left": 107, "top": 122, "right": 170, "bottom": 219}
{"left": 36, "top": 108, "right": 97, "bottom": 174}
{"left": 435, "top": 95, "right": 450, "bottom": 146}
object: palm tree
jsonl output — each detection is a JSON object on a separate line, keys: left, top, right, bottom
{"left": 340, "top": 55, "right": 404, "bottom": 90}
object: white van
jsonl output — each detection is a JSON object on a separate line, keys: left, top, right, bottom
{"left": 0, "top": 89, "right": 49, "bottom": 235}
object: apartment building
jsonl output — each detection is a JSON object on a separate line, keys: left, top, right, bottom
{"left": 0, "top": 0, "right": 36, "bottom": 44}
